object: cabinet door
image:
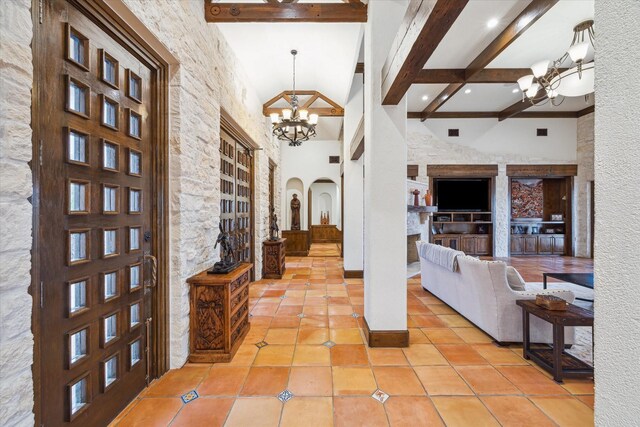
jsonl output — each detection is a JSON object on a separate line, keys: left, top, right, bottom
{"left": 553, "top": 235, "right": 565, "bottom": 254}
{"left": 524, "top": 236, "right": 538, "bottom": 254}
{"left": 538, "top": 236, "right": 553, "bottom": 254}
{"left": 510, "top": 236, "right": 523, "bottom": 255}
{"left": 475, "top": 236, "right": 491, "bottom": 255}
{"left": 461, "top": 236, "right": 476, "bottom": 254}
{"left": 448, "top": 237, "right": 459, "bottom": 251}
{"left": 433, "top": 238, "right": 444, "bottom": 246}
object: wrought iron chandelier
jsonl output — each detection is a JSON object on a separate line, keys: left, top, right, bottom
{"left": 270, "top": 50, "right": 318, "bottom": 147}
{"left": 517, "top": 20, "right": 595, "bottom": 106}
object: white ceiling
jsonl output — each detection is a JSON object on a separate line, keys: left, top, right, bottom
{"left": 424, "top": 0, "right": 530, "bottom": 69}
{"left": 217, "top": 23, "right": 362, "bottom": 107}
{"left": 414, "top": 0, "right": 595, "bottom": 114}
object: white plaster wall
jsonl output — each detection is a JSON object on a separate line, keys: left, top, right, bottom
{"left": 594, "top": 1, "right": 640, "bottom": 424}
{"left": 0, "top": 1, "right": 34, "bottom": 425}
{"left": 407, "top": 119, "right": 582, "bottom": 257}
{"left": 279, "top": 139, "right": 342, "bottom": 230}
{"left": 310, "top": 182, "right": 340, "bottom": 228}
{"left": 363, "top": 0, "right": 408, "bottom": 331}
{"left": 342, "top": 72, "right": 365, "bottom": 272}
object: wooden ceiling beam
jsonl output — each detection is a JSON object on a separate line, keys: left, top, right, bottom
{"left": 204, "top": 1, "right": 367, "bottom": 23}
{"left": 414, "top": 68, "right": 557, "bottom": 84}
{"left": 381, "top": 0, "right": 469, "bottom": 105}
{"left": 354, "top": 62, "right": 364, "bottom": 74}
{"left": 421, "top": 0, "right": 559, "bottom": 120}
{"left": 264, "top": 107, "right": 343, "bottom": 117}
{"left": 498, "top": 88, "right": 547, "bottom": 121}
{"left": 408, "top": 110, "right": 587, "bottom": 119}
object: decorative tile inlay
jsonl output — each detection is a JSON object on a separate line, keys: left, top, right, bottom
{"left": 297, "top": 313, "right": 306, "bottom": 318}
{"left": 371, "top": 389, "right": 389, "bottom": 403}
{"left": 181, "top": 390, "right": 199, "bottom": 404}
{"left": 305, "top": 282, "right": 311, "bottom": 287}
{"left": 323, "top": 295, "right": 330, "bottom": 299}
{"left": 352, "top": 312, "right": 360, "bottom": 318}
{"left": 322, "top": 340, "right": 336, "bottom": 348}
{"left": 255, "top": 341, "right": 269, "bottom": 349}
{"left": 277, "top": 389, "right": 294, "bottom": 402}
{"left": 280, "top": 295, "right": 287, "bottom": 299}
{"left": 249, "top": 313, "right": 254, "bottom": 318}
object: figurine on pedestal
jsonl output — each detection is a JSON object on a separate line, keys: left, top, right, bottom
{"left": 290, "top": 194, "right": 301, "bottom": 230}
{"left": 208, "top": 223, "right": 240, "bottom": 274}
{"left": 269, "top": 207, "right": 279, "bottom": 241}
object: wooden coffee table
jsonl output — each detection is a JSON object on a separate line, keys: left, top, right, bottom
{"left": 516, "top": 300, "right": 594, "bottom": 383}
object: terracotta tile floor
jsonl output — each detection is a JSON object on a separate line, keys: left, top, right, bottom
{"left": 308, "top": 243, "right": 342, "bottom": 257}
{"left": 111, "top": 256, "right": 594, "bottom": 426}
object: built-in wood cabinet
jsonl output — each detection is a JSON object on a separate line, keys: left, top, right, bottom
{"left": 511, "top": 234, "right": 565, "bottom": 255}
{"left": 435, "top": 234, "right": 491, "bottom": 256}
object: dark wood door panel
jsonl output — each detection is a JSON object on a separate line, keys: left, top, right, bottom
{"left": 36, "top": 1, "right": 156, "bottom": 425}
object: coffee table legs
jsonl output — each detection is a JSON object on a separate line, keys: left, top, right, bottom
{"left": 553, "top": 324, "right": 565, "bottom": 383}
{"left": 522, "top": 310, "right": 530, "bottom": 360}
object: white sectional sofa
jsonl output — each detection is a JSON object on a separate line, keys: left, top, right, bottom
{"left": 417, "top": 241, "right": 575, "bottom": 344}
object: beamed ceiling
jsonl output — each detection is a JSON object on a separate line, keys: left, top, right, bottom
{"left": 210, "top": 0, "right": 595, "bottom": 126}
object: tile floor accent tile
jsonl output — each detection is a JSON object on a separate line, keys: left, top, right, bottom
{"left": 111, "top": 253, "right": 594, "bottom": 426}
{"left": 277, "top": 389, "right": 294, "bottom": 402}
{"left": 371, "top": 389, "right": 390, "bottom": 403}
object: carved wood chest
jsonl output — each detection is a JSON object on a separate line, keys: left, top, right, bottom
{"left": 187, "top": 263, "right": 252, "bottom": 363}
{"left": 262, "top": 238, "right": 286, "bottom": 279}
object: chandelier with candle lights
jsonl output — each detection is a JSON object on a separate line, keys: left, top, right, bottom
{"left": 270, "top": 50, "right": 318, "bottom": 146}
{"left": 517, "top": 20, "right": 595, "bottom": 106}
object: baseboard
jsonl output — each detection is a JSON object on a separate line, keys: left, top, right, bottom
{"left": 343, "top": 269, "right": 363, "bottom": 278}
{"left": 363, "top": 317, "right": 409, "bottom": 348}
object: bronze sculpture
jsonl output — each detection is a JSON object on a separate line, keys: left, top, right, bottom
{"left": 269, "top": 207, "right": 279, "bottom": 241}
{"left": 290, "top": 194, "right": 301, "bottom": 230}
{"left": 209, "top": 223, "right": 239, "bottom": 274}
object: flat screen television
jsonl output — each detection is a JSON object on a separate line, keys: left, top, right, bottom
{"left": 435, "top": 179, "right": 490, "bottom": 212}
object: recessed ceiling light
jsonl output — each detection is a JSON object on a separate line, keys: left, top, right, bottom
{"left": 487, "top": 18, "right": 499, "bottom": 29}
{"left": 512, "top": 88, "right": 520, "bottom": 93}
{"left": 464, "top": 88, "right": 471, "bottom": 94}
{"left": 421, "top": 95, "right": 429, "bottom": 101}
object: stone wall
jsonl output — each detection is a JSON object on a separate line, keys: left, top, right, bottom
{"left": 0, "top": 0, "right": 34, "bottom": 425}
{"left": 407, "top": 120, "right": 587, "bottom": 257}
{"left": 575, "top": 112, "right": 594, "bottom": 257}
{"left": 121, "top": 0, "right": 280, "bottom": 368}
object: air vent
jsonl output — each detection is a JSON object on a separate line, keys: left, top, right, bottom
{"left": 537, "top": 128, "right": 548, "bottom": 136}
{"left": 448, "top": 129, "right": 459, "bottom": 137}
{"left": 329, "top": 156, "right": 340, "bottom": 164}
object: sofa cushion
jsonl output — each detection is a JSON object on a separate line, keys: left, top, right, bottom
{"left": 506, "top": 266, "right": 526, "bottom": 291}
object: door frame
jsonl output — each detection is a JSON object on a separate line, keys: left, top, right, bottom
{"left": 30, "top": 0, "right": 175, "bottom": 424}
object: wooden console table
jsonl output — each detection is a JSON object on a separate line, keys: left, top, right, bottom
{"left": 263, "top": 238, "right": 286, "bottom": 279}
{"left": 187, "top": 263, "right": 252, "bottom": 363}
{"left": 516, "top": 300, "right": 593, "bottom": 383}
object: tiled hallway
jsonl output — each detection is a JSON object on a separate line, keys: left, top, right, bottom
{"left": 111, "top": 256, "right": 594, "bottom": 427}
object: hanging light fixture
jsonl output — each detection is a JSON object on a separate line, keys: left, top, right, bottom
{"left": 517, "top": 20, "right": 595, "bottom": 106}
{"left": 270, "top": 50, "right": 318, "bottom": 147}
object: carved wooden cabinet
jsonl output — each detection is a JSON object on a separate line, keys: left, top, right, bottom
{"left": 262, "top": 238, "right": 286, "bottom": 279}
{"left": 187, "top": 263, "right": 252, "bottom": 363}
{"left": 511, "top": 234, "right": 565, "bottom": 255}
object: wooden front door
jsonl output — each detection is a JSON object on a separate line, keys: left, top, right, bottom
{"left": 34, "top": 1, "right": 162, "bottom": 424}
{"left": 220, "top": 130, "right": 254, "bottom": 265}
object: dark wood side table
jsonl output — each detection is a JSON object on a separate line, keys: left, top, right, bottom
{"left": 187, "top": 263, "right": 252, "bottom": 363}
{"left": 516, "top": 300, "right": 594, "bottom": 383}
{"left": 262, "top": 238, "right": 286, "bottom": 279}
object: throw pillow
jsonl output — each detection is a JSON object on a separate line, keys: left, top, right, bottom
{"left": 506, "top": 266, "right": 526, "bottom": 291}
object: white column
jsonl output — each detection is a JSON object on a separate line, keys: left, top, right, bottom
{"left": 494, "top": 164, "right": 509, "bottom": 257}
{"left": 363, "top": 0, "right": 408, "bottom": 332}
{"left": 343, "top": 72, "right": 365, "bottom": 274}
{"left": 594, "top": 1, "right": 640, "bottom": 424}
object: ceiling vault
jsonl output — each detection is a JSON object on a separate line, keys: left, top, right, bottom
{"left": 420, "top": 0, "right": 559, "bottom": 121}
{"left": 204, "top": 0, "right": 367, "bottom": 23}
{"left": 263, "top": 91, "right": 344, "bottom": 117}
{"left": 381, "top": 0, "right": 470, "bottom": 105}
